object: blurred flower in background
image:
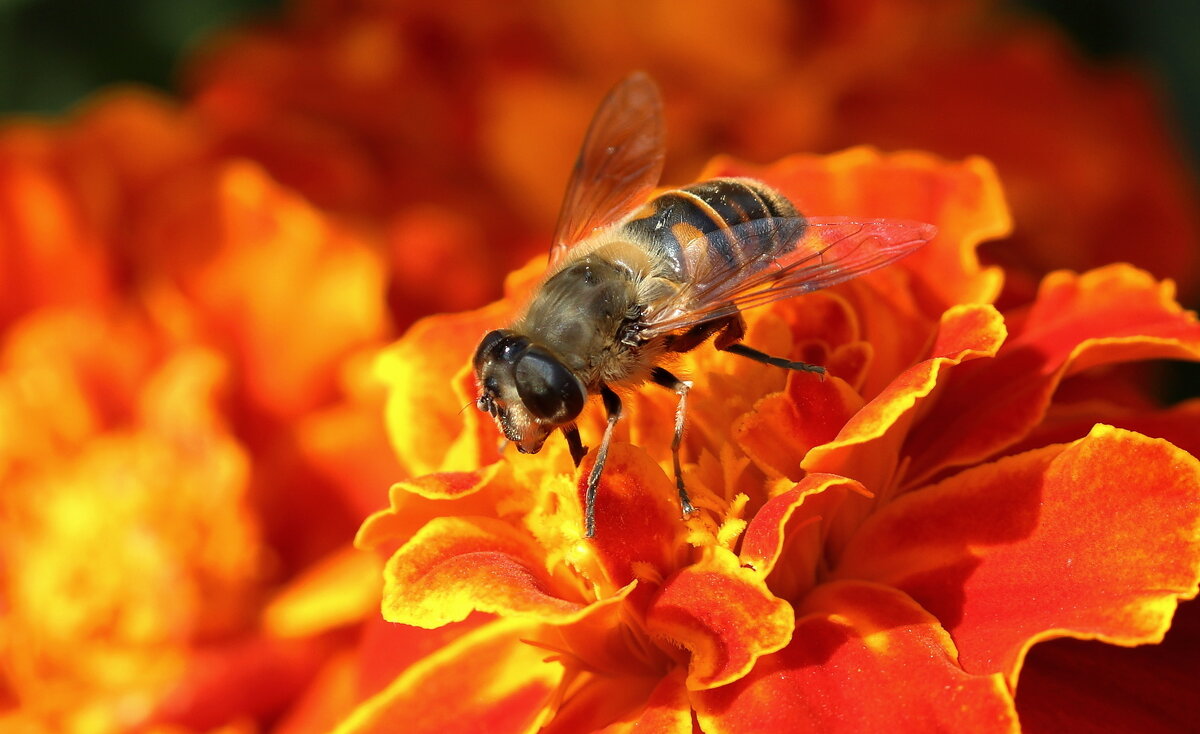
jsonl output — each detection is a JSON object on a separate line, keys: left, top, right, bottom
{"left": 0, "top": 1, "right": 1197, "bottom": 733}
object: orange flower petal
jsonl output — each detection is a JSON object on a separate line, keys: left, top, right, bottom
{"left": 739, "top": 474, "right": 870, "bottom": 601}
{"left": 733, "top": 372, "right": 863, "bottom": 480}
{"left": 171, "top": 161, "right": 388, "bottom": 419}
{"left": 802, "top": 303, "right": 1006, "bottom": 551}
{"left": 355, "top": 463, "right": 523, "bottom": 559}
{"left": 355, "top": 614, "right": 492, "bottom": 704}
{"left": 0, "top": 130, "right": 112, "bottom": 328}
{"left": 151, "top": 635, "right": 333, "bottom": 730}
{"left": 380, "top": 516, "right": 585, "bottom": 628}
{"left": 692, "top": 581, "right": 1019, "bottom": 734}
{"left": 263, "top": 545, "right": 381, "bottom": 638}
{"left": 805, "top": 302, "right": 1006, "bottom": 482}
{"left": 378, "top": 258, "right": 543, "bottom": 475}
{"left": 1005, "top": 396, "right": 1200, "bottom": 462}
{"left": 904, "top": 265, "right": 1200, "bottom": 487}
{"left": 538, "top": 674, "right": 663, "bottom": 734}
{"left": 836, "top": 425, "right": 1200, "bottom": 682}
{"left": 835, "top": 30, "right": 1200, "bottom": 302}
{"left": 335, "top": 619, "right": 561, "bottom": 734}
{"left": 645, "top": 546, "right": 793, "bottom": 690}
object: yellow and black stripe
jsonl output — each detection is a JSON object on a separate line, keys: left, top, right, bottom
{"left": 621, "top": 178, "right": 802, "bottom": 282}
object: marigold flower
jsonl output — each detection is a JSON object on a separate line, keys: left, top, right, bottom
{"left": 3, "top": 1, "right": 1199, "bottom": 731}
{"left": 0, "top": 91, "right": 393, "bottom": 730}
{"left": 353, "top": 150, "right": 1200, "bottom": 732}
{"left": 0, "top": 308, "right": 267, "bottom": 731}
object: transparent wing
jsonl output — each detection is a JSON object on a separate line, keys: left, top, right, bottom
{"left": 548, "top": 72, "right": 665, "bottom": 270}
{"left": 642, "top": 216, "right": 936, "bottom": 337}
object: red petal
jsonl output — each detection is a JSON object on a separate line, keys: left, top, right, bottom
{"left": 645, "top": 547, "right": 793, "bottom": 689}
{"left": 336, "top": 619, "right": 561, "bottom": 734}
{"left": 538, "top": 674, "right": 662, "bottom": 734}
{"left": 1016, "top": 598, "right": 1200, "bottom": 733}
{"left": 837, "top": 425, "right": 1200, "bottom": 681}
{"left": 904, "top": 265, "right": 1200, "bottom": 487}
{"left": 583, "top": 443, "right": 689, "bottom": 590}
{"left": 693, "top": 581, "right": 1018, "bottom": 734}
{"left": 539, "top": 670, "right": 691, "bottom": 734}
{"left": 380, "top": 516, "right": 585, "bottom": 628}
{"left": 805, "top": 303, "right": 1005, "bottom": 484}
{"left": 150, "top": 635, "right": 333, "bottom": 730}
{"left": 1004, "top": 396, "right": 1200, "bottom": 462}
{"left": 597, "top": 670, "right": 691, "bottom": 734}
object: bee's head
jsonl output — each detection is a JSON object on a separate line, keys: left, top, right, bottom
{"left": 472, "top": 329, "right": 586, "bottom": 454}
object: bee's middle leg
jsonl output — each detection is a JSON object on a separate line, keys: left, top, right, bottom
{"left": 650, "top": 366, "right": 696, "bottom": 519}
{"left": 714, "top": 315, "right": 826, "bottom": 379}
{"left": 584, "top": 385, "right": 622, "bottom": 538}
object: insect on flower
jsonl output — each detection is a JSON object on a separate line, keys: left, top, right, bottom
{"left": 473, "top": 72, "right": 936, "bottom": 537}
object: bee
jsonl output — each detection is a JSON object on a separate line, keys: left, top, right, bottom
{"left": 473, "top": 73, "right": 935, "bottom": 537}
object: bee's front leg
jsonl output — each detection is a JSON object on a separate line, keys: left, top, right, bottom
{"left": 562, "top": 425, "right": 588, "bottom": 467}
{"left": 650, "top": 367, "right": 696, "bottom": 519}
{"left": 584, "top": 385, "right": 622, "bottom": 538}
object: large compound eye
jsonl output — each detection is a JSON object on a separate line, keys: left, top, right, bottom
{"left": 514, "top": 349, "right": 585, "bottom": 423}
{"left": 473, "top": 329, "right": 507, "bottom": 371}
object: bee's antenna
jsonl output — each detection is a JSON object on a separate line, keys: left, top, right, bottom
{"left": 458, "top": 400, "right": 475, "bottom": 415}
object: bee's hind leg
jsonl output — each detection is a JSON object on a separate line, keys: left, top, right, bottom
{"left": 720, "top": 343, "right": 826, "bottom": 379}
{"left": 584, "top": 385, "right": 622, "bottom": 538}
{"left": 650, "top": 367, "right": 696, "bottom": 519}
{"left": 715, "top": 316, "right": 826, "bottom": 379}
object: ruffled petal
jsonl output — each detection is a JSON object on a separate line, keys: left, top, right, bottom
{"left": 836, "top": 425, "right": 1200, "bottom": 682}
{"left": 693, "top": 581, "right": 1019, "bottom": 734}
{"left": 180, "top": 161, "right": 388, "bottom": 419}
{"left": 262, "top": 545, "right": 381, "bottom": 638}
{"left": 802, "top": 303, "right": 1006, "bottom": 553}
{"left": 904, "top": 265, "right": 1200, "bottom": 486}
{"left": 804, "top": 303, "right": 1005, "bottom": 484}
{"left": 379, "top": 516, "right": 586, "bottom": 628}
{"left": 734, "top": 373, "right": 863, "bottom": 480}
{"left": 739, "top": 473, "right": 870, "bottom": 601}
{"left": 538, "top": 674, "right": 662, "bottom": 734}
{"left": 645, "top": 546, "right": 793, "bottom": 690}
{"left": 335, "top": 619, "right": 561, "bottom": 734}
{"left": 354, "top": 464, "right": 509, "bottom": 556}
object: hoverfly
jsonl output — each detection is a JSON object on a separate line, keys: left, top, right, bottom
{"left": 473, "top": 72, "right": 935, "bottom": 537}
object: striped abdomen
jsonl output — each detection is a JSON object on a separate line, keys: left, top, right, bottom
{"left": 618, "top": 177, "right": 804, "bottom": 283}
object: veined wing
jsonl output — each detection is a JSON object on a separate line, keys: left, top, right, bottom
{"left": 641, "top": 216, "right": 936, "bottom": 337}
{"left": 548, "top": 72, "right": 666, "bottom": 270}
